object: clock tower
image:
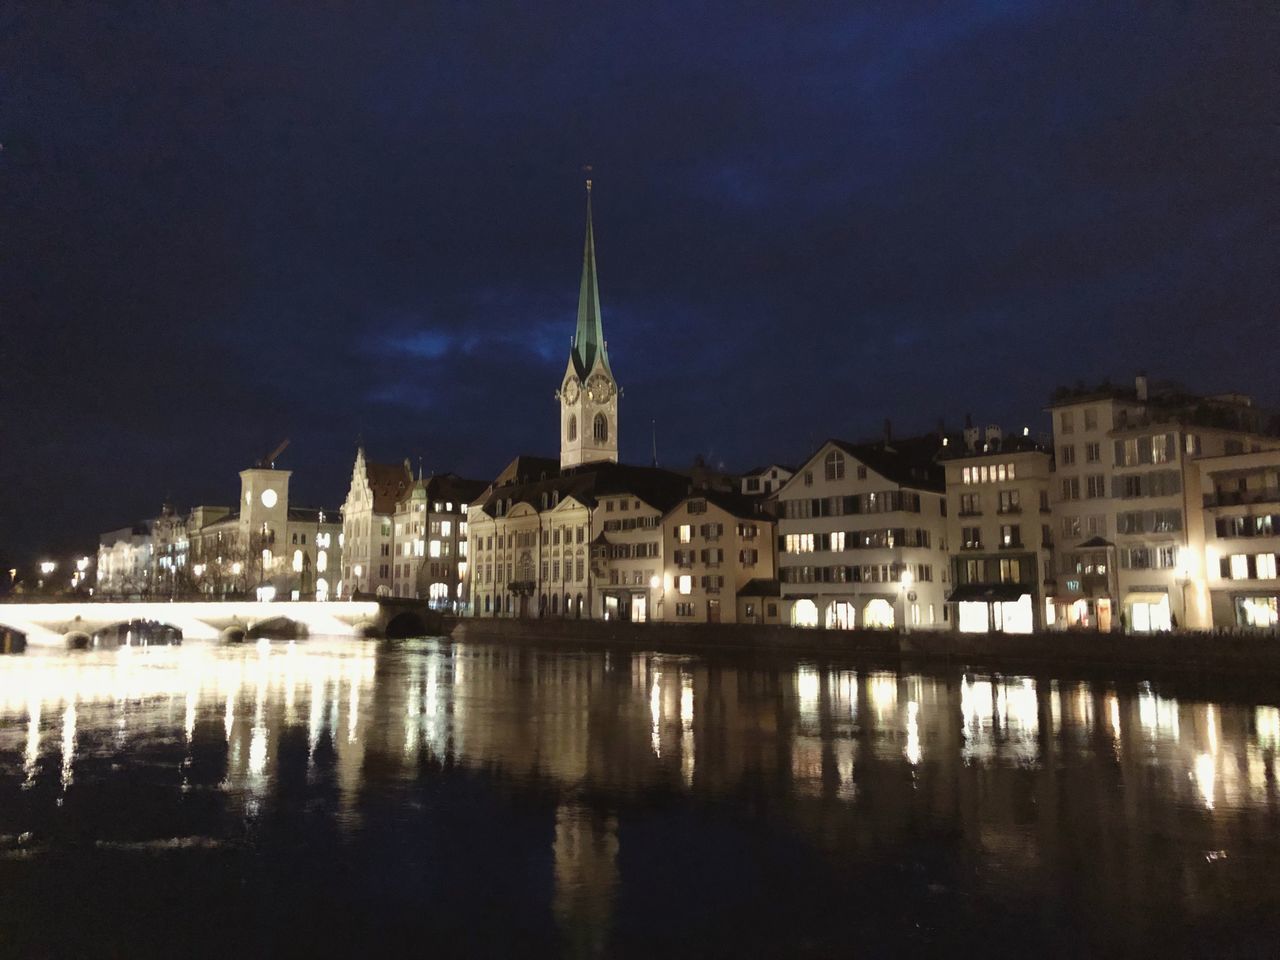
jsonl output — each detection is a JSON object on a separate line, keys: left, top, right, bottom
{"left": 557, "top": 180, "right": 619, "bottom": 470}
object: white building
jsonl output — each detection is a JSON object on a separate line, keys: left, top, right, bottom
{"left": 775, "top": 434, "right": 950, "bottom": 630}
{"left": 339, "top": 448, "right": 412, "bottom": 597}
{"left": 1048, "top": 375, "right": 1280, "bottom": 632}
{"left": 390, "top": 472, "right": 487, "bottom": 605}
{"left": 1198, "top": 448, "right": 1280, "bottom": 630}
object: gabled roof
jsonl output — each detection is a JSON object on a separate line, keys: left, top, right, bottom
{"left": 474, "top": 460, "right": 693, "bottom": 520}
{"left": 738, "top": 578, "right": 781, "bottom": 598}
{"left": 669, "top": 489, "right": 771, "bottom": 522}
{"left": 363, "top": 458, "right": 413, "bottom": 515}
{"left": 785, "top": 435, "right": 946, "bottom": 493}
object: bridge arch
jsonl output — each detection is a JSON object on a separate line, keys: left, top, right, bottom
{"left": 93, "top": 619, "right": 185, "bottom": 647}
{"left": 384, "top": 611, "right": 427, "bottom": 639}
{"left": 247, "top": 616, "right": 307, "bottom": 640}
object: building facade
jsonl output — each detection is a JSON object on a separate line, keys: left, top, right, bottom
{"left": 943, "top": 432, "right": 1055, "bottom": 633}
{"left": 339, "top": 448, "right": 412, "bottom": 597}
{"left": 661, "top": 492, "right": 775, "bottom": 624}
{"left": 390, "top": 472, "right": 487, "bottom": 605}
{"left": 775, "top": 436, "right": 950, "bottom": 630}
{"left": 1198, "top": 449, "right": 1280, "bottom": 629}
{"left": 1048, "top": 376, "right": 1280, "bottom": 632}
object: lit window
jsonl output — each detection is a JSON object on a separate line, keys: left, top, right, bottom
{"left": 678, "top": 525, "right": 692, "bottom": 544}
{"left": 678, "top": 575, "right": 692, "bottom": 595}
{"left": 429, "top": 540, "right": 441, "bottom": 558}
{"left": 317, "top": 550, "right": 327, "bottom": 573}
{"left": 1258, "top": 554, "right": 1278, "bottom": 579}
{"left": 292, "top": 549, "right": 303, "bottom": 572}
{"left": 442, "top": 520, "right": 452, "bottom": 537}
{"left": 1230, "top": 554, "right": 1249, "bottom": 580}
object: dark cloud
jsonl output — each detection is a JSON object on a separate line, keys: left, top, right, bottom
{"left": 1, "top": 1, "right": 1276, "bottom": 561}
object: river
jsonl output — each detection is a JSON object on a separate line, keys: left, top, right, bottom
{"left": 1, "top": 637, "right": 1278, "bottom": 957}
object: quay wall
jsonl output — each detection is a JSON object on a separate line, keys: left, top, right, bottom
{"left": 447, "top": 617, "right": 1280, "bottom": 678}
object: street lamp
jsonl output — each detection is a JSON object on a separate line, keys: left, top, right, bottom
{"left": 900, "top": 568, "right": 915, "bottom": 634}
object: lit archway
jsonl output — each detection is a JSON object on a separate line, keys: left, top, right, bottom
{"left": 863, "top": 599, "right": 895, "bottom": 629}
{"left": 826, "top": 601, "right": 856, "bottom": 630}
{"left": 791, "top": 598, "right": 819, "bottom": 628}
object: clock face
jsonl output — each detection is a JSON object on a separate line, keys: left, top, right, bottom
{"left": 586, "top": 374, "right": 613, "bottom": 403}
{"left": 261, "top": 489, "right": 278, "bottom": 508}
{"left": 562, "top": 377, "right": 580, "bottom": 404}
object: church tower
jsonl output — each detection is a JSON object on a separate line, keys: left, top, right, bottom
{"left": 558, "top": 180, "right": 619, "bottom": 470}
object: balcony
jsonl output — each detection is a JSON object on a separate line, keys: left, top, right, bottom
{"left": 1204, "top": 489, "right": 1280, "bottom": 509}
{"left": 998, "top": 539, "right": 1024, "bottom": 550}
{"left": 958, "top": 509, "right": 982, "bottom": 518}
{"left": 961, "top": 541, "right": 984, "bottom": 551}
{"left": 997, "top": 506, "right": 1022, "bottom": 516}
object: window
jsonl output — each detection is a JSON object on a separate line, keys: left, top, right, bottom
{"left": 678, "top": 524, "right": 692, "bottom": 544}
{"left": 1084, "top": 408, "right": 1098, "bottom": 431}
{"left": 962, "top": 526, "right": 982, "bottom": 550}
{"left": 1229, "top": 554, "right": 1249, "bottom": 580}
{"left": 593, "top": 413, "right": 608, "bottom": 443}
{"left": 857, "top": 466, "right": 868, "bottom": 480}
{"left": 999, "top": 558, "right": 1022, "bottom": 583}
{"left": 1061, "top": 477, "right": 1080, "bottom": 501}
{"left": 676, "top": 602, "right": 695, "bottom": 618}
{"left": 1062, "top": 515, "right": 1081, "bottom": 538}
{"left": 803, "top": 471, "right": 813, "bottom": 487}
{"left": 1086, "top": 475, "right": 1106, "bottom": 499}
{"left": 1085, "top": 515, "right": 1107, "bottom": 537}
{"left": 824, "top": 450, "right": 845, "bottom": 481}
{"left": 1060, "top": 411, "right": 1074, "bottom": 434}
{"left": 1085, "top": 442, "right": 1101, "bottom": 463}
{"left": 567, "top": 414, "right": 577, "bottom": 441}
{"left": 830, "top": 531, "right": 846, "bottom": 551}
{"left": 998, "top": 490, "right": 1019, "bottom": 513}
{"left": 1060, "top": 445, "right": 1076, "bottom": 466}
{"left": 1258, "top": 553, "right": 1278, "bottom": 579}
{"left": 678, "top": 575, "right": 693, "bottom": 595}
{"left": 1000, "top": 524, "right": 1020, "bottom": 547}
{"left": 960, "top": 492, "right": 981, "bottom": 515}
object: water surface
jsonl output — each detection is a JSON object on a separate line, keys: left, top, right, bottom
{"left": 1, "top": 637, "right": 1278, "bottom": 957}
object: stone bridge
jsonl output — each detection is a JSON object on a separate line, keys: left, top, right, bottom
{"left": 0, "top": 598, "right": 441, "bottom": 648}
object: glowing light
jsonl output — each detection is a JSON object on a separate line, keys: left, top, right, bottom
{"left": 260, "top": 489, "right": 278, "bottom": 508}
{"left": 231, "top": 562, "right": 242, "bottom": 575}
{"left": 649, "top": 670, "right": 661, "bottom": 757}
{"left": 61, "top": 701, "right": 77, "bottom": 789}
{"left": 40, "top": 561, "right": 56, "bottom": 575}
{"left": 1195, "top": 752, "right": 1216, "bottom": 810}
{"left": 317, "top": 550, "right": 327, "bottom": 573}
{"left": 905, "top": 700, "right": 921, "bottom": 766}
{"left": 649, "top": 575, "right": 660, "bottom": 589}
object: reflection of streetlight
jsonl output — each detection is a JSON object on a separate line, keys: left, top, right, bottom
{"left": 900, "top": 568, "right": 915, "bottom": 634}
{"left": 76, "top": 557, "right": 90, "bottom": 573}
{"left": 39, "top": 561, "right": 56, "bottom": 575}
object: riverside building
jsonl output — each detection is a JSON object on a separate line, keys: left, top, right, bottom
{"left": 1048, "top": 375, "right": 1280, "bottom": 632}
{"left": 774, "top": 432, "right": 950, "bottom": 630}
{"left": 942, "top": 426, "right": 1056, "bottom": 633}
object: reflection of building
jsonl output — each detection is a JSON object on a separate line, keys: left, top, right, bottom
{"left": 552, "top": 803, "right": 618, "bottom": 957}
{"left": 774, "top": 433, "right": 950, "bottom": 629}
{"left": 1198, "top": 448, "right": 1280, "bottom": 629}
{"left": 943, "top": 426, "right": 1055, "bottom": 633}
{"left": 1048, "top": 375, "right": 1279, "bottom": 632}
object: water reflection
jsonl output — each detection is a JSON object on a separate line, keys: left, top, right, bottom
{"left": 1, "top": 640, "right": 1280, "bottom": 956}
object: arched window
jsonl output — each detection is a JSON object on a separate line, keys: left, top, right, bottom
{"left": 567, "top": 414, "right": 577, "bottom": 442}
{"left": 824, "top": 450, "right": 845, "bottom": 481}
{"left": 593, "top": 413, "right": 608, "bottom": 443}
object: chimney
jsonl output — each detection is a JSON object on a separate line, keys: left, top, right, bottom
{"left": 1135, "top": 373, "right": 1148, "bottom": 402}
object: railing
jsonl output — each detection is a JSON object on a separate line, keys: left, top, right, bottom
{"left": 1204, "top": 489, "right": 1280, "bottom": 508}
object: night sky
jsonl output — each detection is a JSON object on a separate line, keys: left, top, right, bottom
{"left": 2, "top": 2, "right": 1276, "bottom": 563}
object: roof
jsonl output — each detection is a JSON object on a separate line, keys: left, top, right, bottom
{"left": 671, "top": 488, "right": 770, "bottom": 522}
{"left": 738, "top": 578, "right": 781, "bottom": 598}
{"left": 287, "top": 506, "right": 341, "bottom": 525}
{"left": 363, "top": 458, "right": 413, "bottom": 515}
{"left": 475, "top": 460, "right": 694, "bottom": 519}
{"left": 1075, "top": 536, "right": 1115, "bottom": 549}
{"left": 742, "top": 463, "right": 797, "bottom": 476}
{"left": 790, "top": 435, "right": 945, "bottom": 493}
{"left": 570, "top": 184, "right": 612, "bottom": 380}
{"left": 401, "top": 472, "right": 490, "bottom": 509}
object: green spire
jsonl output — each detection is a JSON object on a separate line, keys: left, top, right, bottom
{"left": 571, "top": 181, "right": 611, "bottom": 378}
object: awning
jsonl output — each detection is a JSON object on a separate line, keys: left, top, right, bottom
{"left": 948, "top": 583, "right": 1030, "bottom": 603}
{"left": 1124, "top": 592, "right": 1169, "bottom": 605}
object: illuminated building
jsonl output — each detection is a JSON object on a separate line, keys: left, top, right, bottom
{"left": 187, "top": 465, "right": 343, "bottom": 600}
{"left": 774, "top": 432, "right": 950, "bottom": 629}
{"left": 1198, "top": 447, "right": 1280, "bottom": 629}
{"left": 740, "top": 463, "right": 795, "bottom": 497}
{"left": 943, "top": 426, "right": 1056, "bottom": 633}
{"left": 556, "top": 179, "right": 619, "bottom": 471}
{"left": 660, "top": 491, "right": 775, "bottom": 624}
{"left": 1048, "top": 375, "right": 1280, "bottom": 632}
{"left": 389, "top": 470, "right": 486, "bottom": 605}
{"left": 338, "top": 447, "right": 412, "bottom": 597}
